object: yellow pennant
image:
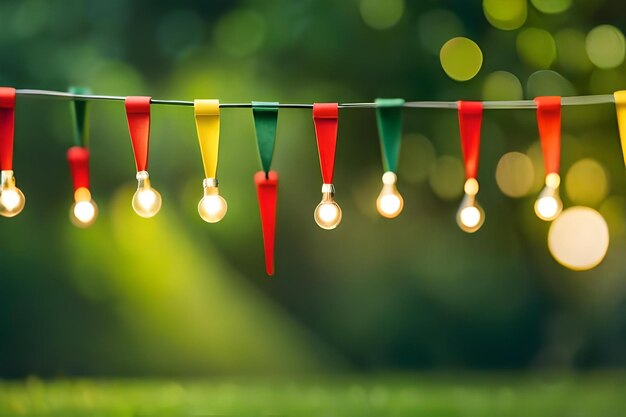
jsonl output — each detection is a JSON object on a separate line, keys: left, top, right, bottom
{"left": 614, "top": 91, "right": 626, "bottom": 167}
{"left": 194, "top": 99, "right": 220, "bottom": 179}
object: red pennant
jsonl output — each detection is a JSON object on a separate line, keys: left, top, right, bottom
{"left": 457, "top": 101, "right": 483, "bottom": 180}
{"left": 0, "top": 87, "right": 16, "bottom": 171}
{"left": 313, "top": 103, "right": 338, "bottom": 184}
{"left": 125, "top": 96, "right": 151, "bottom": 172}
{"left": 255, "top": 171, "right": 278, "bottom": 276}
{"left": 535, "top": 96, "right": 561, "bottom": 175}
{"left": 67, "top": 146, "right": 90, "bottom": 190}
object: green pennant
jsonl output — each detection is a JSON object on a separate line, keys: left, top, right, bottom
{"left": 252, "top": 101, "right": 279, "bottom": 175}
{"left": 69, "top": 86, "right": 91, "bottom": 147}
{"left": 375, "top": 98, "right": 405, "bottom": 173}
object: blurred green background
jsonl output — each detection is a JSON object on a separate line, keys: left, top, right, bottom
{"left": 0, "top": 0, "right": 625, "bottom": 383}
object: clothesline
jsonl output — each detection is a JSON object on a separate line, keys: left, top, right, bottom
{"left": 14, "top": 89, "right": 616, "bottom": 110}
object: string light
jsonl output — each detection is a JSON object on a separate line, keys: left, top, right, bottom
{"left": 198, "top": 178, "right": 227, "bottom": 223}
{"left": 376, "top": 171, "right": 404, "bottom": 218}
{"left": 0, "top": 170, "right": 25, "bottom": 217}
{"left": 132, "top": 171, "right": 162, "bottom": 218}
{"left": 67, "top": 146, "right": 98, "bottom": 227}
{"left": 315, "top": 184, "right": 342, "bottom": 229}
{"left": 456, "top": 178, "right": 485, "bottom": 233}
{"left": 534, "top": 173, "right": 562, "bottom": 221}
{"left": 3, "top": 87, "right": 626, "bottom": 273}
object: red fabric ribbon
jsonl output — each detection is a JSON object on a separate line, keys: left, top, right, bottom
{"left": 67, "top": 146, "right": 90, "bottom": 190}
{"left": 535, "top": 96, "right": 561, "bottom": 175}
{"left": 255, "top": 171, "right": 278, "bottom": 276}
{"left": 125, "top": 96, "right": 151, "bottom": 172}
{"left": 457, "top": 101, "right": 483, "bottom": 180}
{"left": 0, "top": 87, "right": 16, "bottom": 171}
{"left": 313, "top": 103, "right": 338, "bottom": 184}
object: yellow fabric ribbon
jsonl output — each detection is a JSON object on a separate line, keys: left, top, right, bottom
{"left": 614, "top": 91, "right": 626, "bottom": 167}
{"left": 194, "top": 99, "right": 220, "bottom": 178}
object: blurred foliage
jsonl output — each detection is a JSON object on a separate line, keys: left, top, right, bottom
{"left": 0, "top": 0, "right": 626, "bottom": 377}
{"left": 0, "top": 374, "right": 625, "bottom": 416}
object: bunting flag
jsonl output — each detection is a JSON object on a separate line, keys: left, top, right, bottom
{"left": 0, "top": 87, "right": 16, "bottom": 171}
{"left": 535, "top": 96, "right": 562, "bottom": 177}
{"left": 252, "top": 102, "right": 280, "bottom": 275}
{"left": 125, "top": 96, "right": 152, "bottom": 173}
{"left": 69, "top": 87, "right": 91, "bottom": 147}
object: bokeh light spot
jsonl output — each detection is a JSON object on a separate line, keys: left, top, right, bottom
{"left": 429, "top": 156, "right": 465, "bottom": 200}
{"left": 214, "top": 9, "right": 266, "bottom": 57}
{"left": 440, "top": 37, "right": 483, "bottom": 81}
{"left": 548, "top": 207, "right": 609, "bottom": 271}
{"left": 555, "top": 29, "right": 593, "bottom": 75}
{"left": 483, "top": 0, "right": 527, "bottom": 31}
{"left": 599, "top": 196, "right": 626, "bottom": 238}
{"left": 517, "top": 28, "right": 557, "bottom": 69}
{"left": 398, "top": 134, "right": 436, "bottom": 184}
{"left": 482, "top": 71, "right": 523, "bottom": 101}
{"left": 531, "top": 0, "right": 572, "bottom": 14}
{"left": 586, "top": 25, "right": 626, "bottom": 69}
{"left": 417, "top": 9, "right": 464, "bottom": 55}
{"left": 526, "top": 70, "right": 575, "bottom": 97}
{"left": 565, "top": 159, "right": 609, "bottom": 206}
{"left": 495, "top": 152, "right": 535, "bottom": 198}
{"left": 360, "top": 0, "right": 404, "bottom": 30}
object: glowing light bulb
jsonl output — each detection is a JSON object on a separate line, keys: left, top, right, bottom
{"left": 376, "top": 171, "right": 404, "bottom": 218}
{"left": 198, "top": 178, "right": 227, "bottom": 223}
{"left": 70, "top": 188, "right": 98, "bottom": 228}
{"left": 0, "top": 170, "right": 25, "bottom": 218}
{"left": 456, "top": 178, "right": 485, "bottom": 233}
{"left": 314, "top": 183, "right": 342, "bottom": 230}
{"left": 132, "top": 171, "right": 162, "bottom": 218}
{"left": 534, "top": 173, "right": 562, "bottom": 221}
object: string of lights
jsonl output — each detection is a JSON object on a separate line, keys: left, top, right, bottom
{"left": 15, "top": 89, "right": 616, "bottom": 110}
{"left": 3, "top": 86, "right": 626, "bottom": 273}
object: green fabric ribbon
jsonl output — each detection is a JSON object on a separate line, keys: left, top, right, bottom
{"left": 375, "top": 98, "right": 405, "bottom": 172}
{"left": 69, "top": 86, "right": 91, "bottom": 147}
{"left": 252, "top": 101, "right": 279, "bottom": 175}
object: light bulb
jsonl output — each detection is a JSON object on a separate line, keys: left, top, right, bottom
{"left": 534, "top": 173, "right": 562, "bottom": 221}
{"left": 132, "top": 171, "right": 162, "bottom": 218}
{"left": 70, "top": 187, "right": 98, "bottom": 228}
{"left": 198, "top": 178, "right": 227, "bottom": 223}
{"left": 0, "top": 170, "right": 25, "bottom": 218}
{"left": 314, "top": 183, "right": 342, "bottom": 230}
{"left": 456, "top": 178, "right": 484, "bottom": 233}
{"left": 376, "top": 171, "right": 403, "bottom": 218}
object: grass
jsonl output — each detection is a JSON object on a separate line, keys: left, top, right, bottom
{"left": 0, "top": 373, "right": 625, "bottom": 416}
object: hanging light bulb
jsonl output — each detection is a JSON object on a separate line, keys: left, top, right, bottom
{"left": 70, "top": 187, "right": 97, "bottom": 227}
{"left": 456, "top": 178, "right": 484, "bottom": 233}
{"left": 0, "top": 170, "right": 25, "bottom": 218}
{"left": 534, "top": 172, "right": 562, "bottom": 221}
{"left": 376, "top": 171, "right": 403, "bottom": 218}
{"left": 132, "top": 170, "right": 162, "bottom": 218}
{"left": 198, "top": 178, "right": 227, "bottom": 223}
{"left": 314, "top": 183, "right": 342, "bottom": 229}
